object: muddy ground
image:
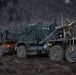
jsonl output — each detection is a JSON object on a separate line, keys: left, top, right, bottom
{"left": 0, "top": 54, "right": 76, "bottom": 75}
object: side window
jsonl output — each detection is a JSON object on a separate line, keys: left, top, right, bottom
{"left": 26, "top": 26, "right": 32, "bottom": 34}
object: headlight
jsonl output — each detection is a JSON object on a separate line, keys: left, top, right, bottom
{"left": 48, "top": 43, "right": 52, "bottom": 46}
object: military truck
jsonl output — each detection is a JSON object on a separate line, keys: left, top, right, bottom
{"left": 0, "top": 30, "right": 24, "bottom": 55}
{"left": 15, "top": 22, "right": 76, "bottom": 62}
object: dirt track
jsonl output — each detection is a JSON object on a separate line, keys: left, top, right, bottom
{"left": 0, "top": 54, "right": 76, "bottom": 75}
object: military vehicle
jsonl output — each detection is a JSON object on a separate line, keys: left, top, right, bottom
{"left": 0, "top": 30, "right": 24, "bottom": 55}
{"left": 15, "top": 22, "right": 76, "bottom": 62}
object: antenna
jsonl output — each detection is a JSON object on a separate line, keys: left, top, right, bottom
{"left": 61, "top": 14, "right": 64, "bottom": 26}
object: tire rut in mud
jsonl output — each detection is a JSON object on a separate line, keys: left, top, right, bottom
{"left": 0, "top": 54, "right": 75, "bottom": 75}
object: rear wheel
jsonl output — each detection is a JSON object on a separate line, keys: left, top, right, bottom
{"left": 17, "top": 45, "right": 27, "bottom": 58}
{"left": 49, "top": 45, "right": 64, "bottom": 62}
{"left": 65, "top": 45, "right": 76, "bottom": 62}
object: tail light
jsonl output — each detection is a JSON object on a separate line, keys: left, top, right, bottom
{"left": 3, "top": 43, "right": 16, "bottom": 48}
{"left": 7, "top": 44, "right": 10, "bottom": 48}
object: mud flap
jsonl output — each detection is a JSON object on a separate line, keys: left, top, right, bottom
{"left": 0, "top": 46, "right": 3, "bottom": 56}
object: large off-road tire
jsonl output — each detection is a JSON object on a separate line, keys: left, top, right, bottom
{"left": 0, "top": 46, "right": 3, "bottom": 56}
{"left": 49, "top": 45, "right": 64, "bottom": 62}
{"left": 65, "top": 45, "right": 76, "bottom": 63}
{"left": 17, "top": 45, "right": 27, "bottom": 58}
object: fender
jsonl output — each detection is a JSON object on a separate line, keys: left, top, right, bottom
{"left": 16, "top": 41, "right": 28, "bottom": 47}
{"left": 14, "top": 41, "right": 28, "bottom": 51}
{"left": 16, "top": 35, "right": 28, "bottom": 47}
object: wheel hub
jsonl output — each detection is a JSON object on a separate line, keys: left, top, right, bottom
{"left": 19, "top": 50, "right": 23, "bottom": 57}
{"left": 53, "top": 51, "right": 59, "bottom": 60}
{"left": 70, "top": 51, "right": 76, "bottom": 60}
{"left": 20, "top": 50, "right": 22, "bottom": 54}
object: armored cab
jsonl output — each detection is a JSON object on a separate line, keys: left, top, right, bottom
{"left": 24, "top": 22, "right": 58, "bottom": 44}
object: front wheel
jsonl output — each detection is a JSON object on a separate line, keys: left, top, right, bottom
{"left": 65, "top": 45, "right": 76, "bottom": 62}
{"left": 17, "top": 45, "right": 27, "bottom": 58}
{"left": 49, "top": 45, "right": 64, "bottom": 62}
